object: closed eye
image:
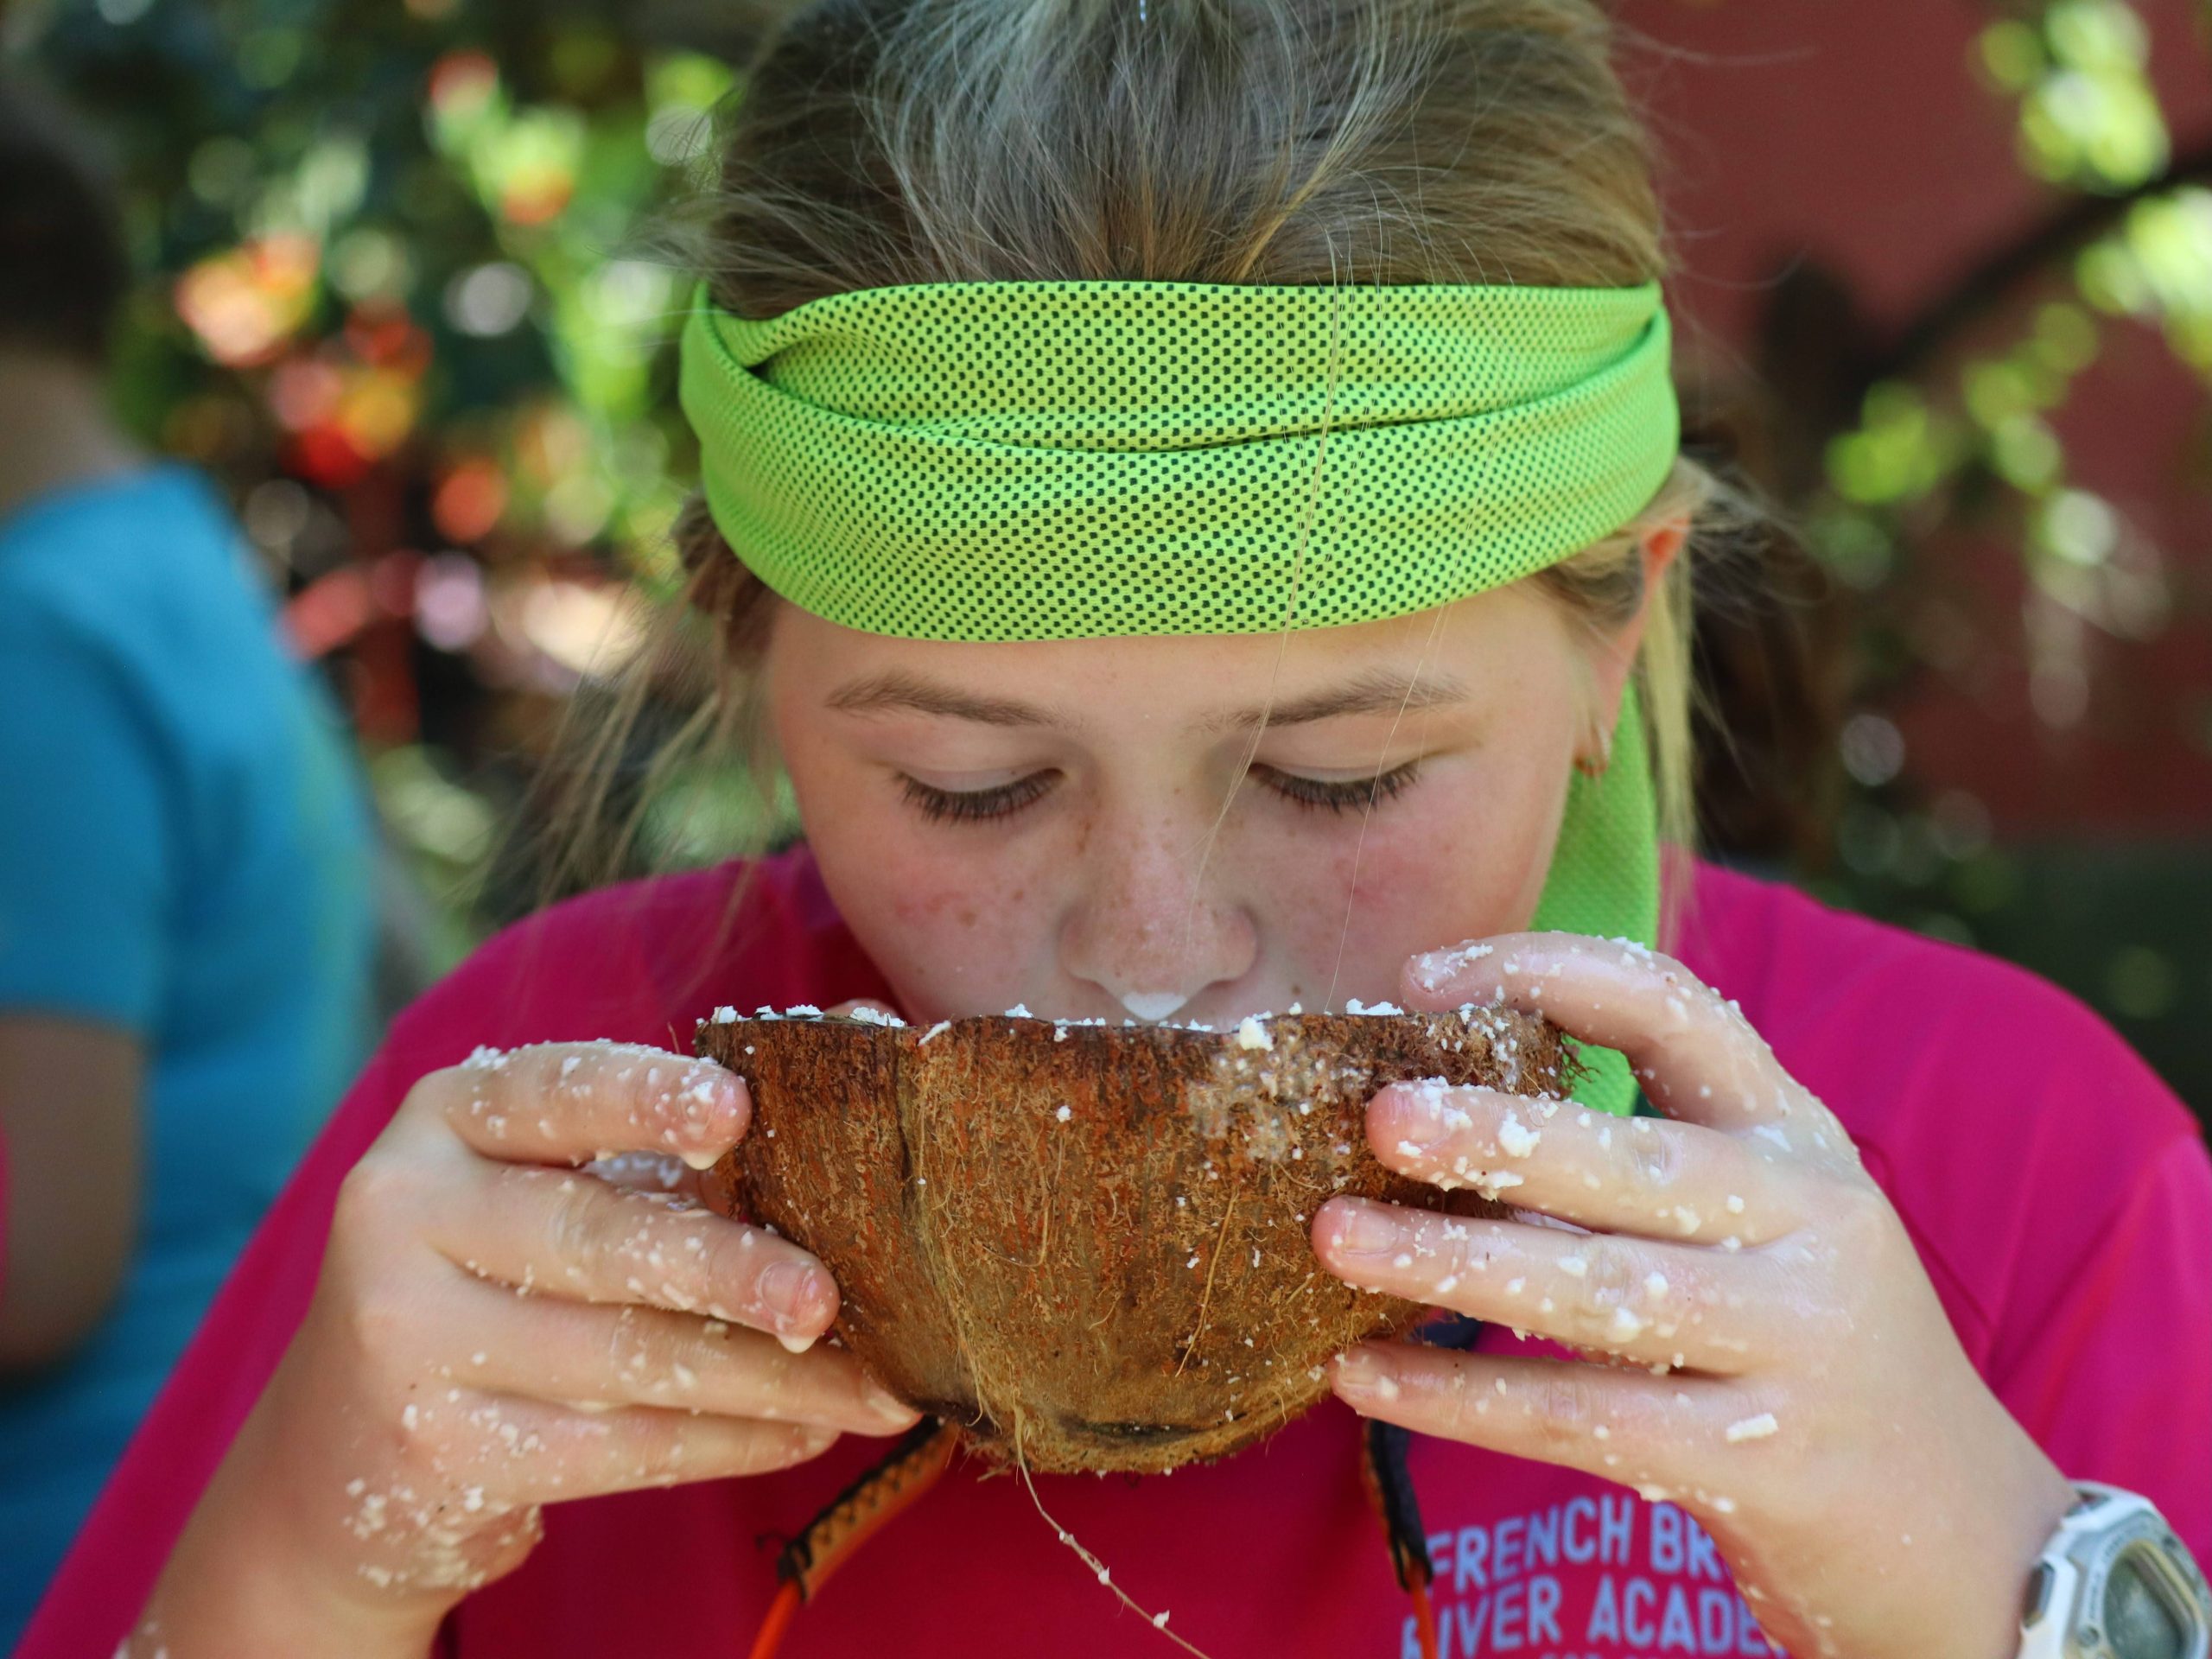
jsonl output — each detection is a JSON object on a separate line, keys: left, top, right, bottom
{"left": 1252, "top": 759, "right": 1423, "bottom": 814}
{"left": 898, "top": 758, "right": 1424, "bottom": 823}
{"left": 899, "top": 771, "right": 1059, "bottom": 823}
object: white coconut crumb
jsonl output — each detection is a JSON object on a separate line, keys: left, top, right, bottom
{"left": 1607, "top": 1306, "right": 1646, "bottom": 1342}
{"left": 1503, "top": 1277, "right": 1525, "bottom": 1295}
{"left": 1726, "top": 1193, "right": 1745, "bottom": 1214}
{"left": 1054, "top": 1103, "right": 1072, "bottom": 1122}
{"left": 1344, "top": 998, "right": 1403, "bottom": 1016}
{"left": 1643, "top": 1271, "right": 1670, "bottom": 1299}
{"left": 1713, "top": 1495, "right": 1738, "bottom": 1514}
{"left": 1235, "top": 1015, "right": 1273, "bottom": 1051}
{"left": 1435, "top": 1274, "right": 1459, "bottom": 1294}
{"left": 1496, "top": 1114, "right": 1540, "bottom": 1158}
{"left": 711, "top": 1006, "right": 738, "bottom": 1024}
{"left": 1671, "top": 1205, "right": 1701, "bottom": 1235}
{"left": 1152, "top": 1611, "right": 1171, "bottom": 1630}
{"left": 918, "top": 1020, "right": 951, "bottom": 1044}
{"left": 1725, "top": 1412, "right": 1779, "bottom": 1443}
{"left": 1560, "top": 1255, "right": 1588, "bottom": 1277}
{"left": 1186, "top": 1254, "right": 1201, "bottom": 1269}
{"left": 849, "top": 1006, "right": 906, "bottom": 1027}
{"left": 1004, "top": 1003, "right": 1033, "bottom": 1018}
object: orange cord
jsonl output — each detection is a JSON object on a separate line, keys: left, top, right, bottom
{"left": 741, "top": 1422, "right": 957, "bottom": 1659}
{"left": 746, "top": 1581, "right": 803, "bottom": 1659}
{"left": 1410, "top": 1579, "right": 1440, "bottom": 1659}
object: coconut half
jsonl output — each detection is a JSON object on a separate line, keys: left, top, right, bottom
{"left": 696, "top": 1005, "right": 1569, "bottom": 1474}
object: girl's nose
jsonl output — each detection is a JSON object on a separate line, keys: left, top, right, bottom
{"left": 1056, "top": 820, "right": 1257, "bottom": 1018}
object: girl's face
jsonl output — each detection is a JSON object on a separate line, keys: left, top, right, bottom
{"left": 764, "top": 553, "right": 1664, "bottom": 1027}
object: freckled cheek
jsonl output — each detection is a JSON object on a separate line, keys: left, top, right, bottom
{"left": 840, "top": 842, "right": 1059, "bottom": 972}
{"left": 1262, "top": 804, "right": 1552, "bottom": 972}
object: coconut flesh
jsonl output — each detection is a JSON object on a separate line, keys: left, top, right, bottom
{"left": 696, "top": 1004, "right": 1570, "bottom": 1475}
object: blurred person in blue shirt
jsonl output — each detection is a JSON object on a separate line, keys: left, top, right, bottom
{"left": 0, "top": 71, "right": 378, "bottom": 1638}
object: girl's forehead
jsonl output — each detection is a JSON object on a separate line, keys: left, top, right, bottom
{"left": 771, "top": 581, "right": 1562, "bottom": 717}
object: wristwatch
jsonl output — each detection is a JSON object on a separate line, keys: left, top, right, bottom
{"left": 2018, "top": 1483, "right": 2211, "bottom": 1659}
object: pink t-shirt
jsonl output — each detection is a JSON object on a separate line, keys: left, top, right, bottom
{"left": 22, "top": 852, "right": 2212, "bottom": 1658}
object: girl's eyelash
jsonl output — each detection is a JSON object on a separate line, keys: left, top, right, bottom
{"left": 899, "top": 771, "right": 1059, "bottom": 823}
{"left": 898, "top": 760, "right": 1423, "bottom": 823}
{"left": 1256, "top": 759, "right": 1424, "bottom": 814}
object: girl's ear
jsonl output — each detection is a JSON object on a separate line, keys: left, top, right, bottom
{"left": 1640, "top": 514, "right": 1689, "bottom": 588}
{"left": 1574, "top": 513, "right": 1690, "bottom": 771}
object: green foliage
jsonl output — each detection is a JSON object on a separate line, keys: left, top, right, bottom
{"left": 22, "top": 0, "right": 750, "bottom": 929}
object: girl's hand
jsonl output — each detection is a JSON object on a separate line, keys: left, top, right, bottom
{"left": 140, "top": 1036, "right": 918, "bottom": 1652}
{"left": 1312, "top": 933, "right": 2074, "bottom": 1659}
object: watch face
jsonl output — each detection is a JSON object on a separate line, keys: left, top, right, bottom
{"left": 2103, "top": 1548, "right": 2189, "bottom": 1659}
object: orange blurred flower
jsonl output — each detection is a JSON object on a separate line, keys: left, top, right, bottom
{"left": 173, "top": 232, "right": 321, "bottom": 367}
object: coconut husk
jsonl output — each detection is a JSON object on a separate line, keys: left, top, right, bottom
{"left": 696, "top": 1006, "right": 1568, "bottom": 1475}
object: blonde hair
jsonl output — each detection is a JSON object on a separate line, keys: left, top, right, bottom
{"left": 546, "top": 0, "right": 1763, "bottom": 936}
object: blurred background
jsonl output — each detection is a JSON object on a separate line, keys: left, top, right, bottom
{"left": 3, "top": 0, "right": 2209, "bottom": 1119}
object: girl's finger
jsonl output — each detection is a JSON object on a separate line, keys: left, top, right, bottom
{"left": 1328, "top": 1341, "right": 1780, "bottom": 1517}
{"left": 372, "top": 1388, "right": 845, "bottom": 1517}
{"left": 1404, "top": 934, "right": 1848, "bottom": 1159}
{"left": 420, "top": 1270, "right": 918, "bottom": 1438}
{"left": 417, "top": 1041, "right": 748, "bottom": 1173}
{"left": 583, "top": 1150, "right": 708, "bottom": 1205}
{"left": 1364, "top": 1080, "right": 1799, "bottom": 1245}
{"left": 432, "top": 1161, "right": 837, "bottom": 1351}
{"left": 1313, "top": 1198, "right": 1772, "bottom": 1374}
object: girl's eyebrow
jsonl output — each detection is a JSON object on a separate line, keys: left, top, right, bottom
{"left": 1209, "top": 669, "right": 1472, "bottom": 732}
{"left": 824, "top": 666, "right": 1474, "bottom": 731}
{"left": 825, "top": 671, "right": 1066, "bottom": 728}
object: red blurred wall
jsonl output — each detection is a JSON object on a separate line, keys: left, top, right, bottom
{"left": 1618, "top": 0, "right": 2212, "bottom": 836}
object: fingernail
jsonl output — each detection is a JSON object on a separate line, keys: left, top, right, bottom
{"left": 777, "top": 1332, "right": 817, "bottom": 1355}
{"left": 1382, "top": 1081, "right": 1457, "bottom": 1154}
{"left": 679, "top": 1145, "right": 725, "bottom": 1172}
{"left": 1329, "top": 1200, "right": 1402, "bottom": 1257}
{"left": 1410, "top": 941, "right": 1497, "bottom": 991}
{"left": 1332, "top": 1350, "right": 1399, "bottom": 1402}
{"left": 862, "top": 1379, "right": 918, "bottom": 1423}
{"left": 758, "top": 1259, "right": 826, "bottom": 1325}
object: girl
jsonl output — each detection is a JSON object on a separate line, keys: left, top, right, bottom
{"left": 26, "top": 2, "right": 2210, "bottom": 1656}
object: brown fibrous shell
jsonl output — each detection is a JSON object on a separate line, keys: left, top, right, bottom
{"left": 696, "top": 1006, "right": 1569, "bottom": 1474}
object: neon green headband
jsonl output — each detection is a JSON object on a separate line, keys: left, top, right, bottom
{"left": 677, "top": 275, "right": 1680, "bottom": 1116}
